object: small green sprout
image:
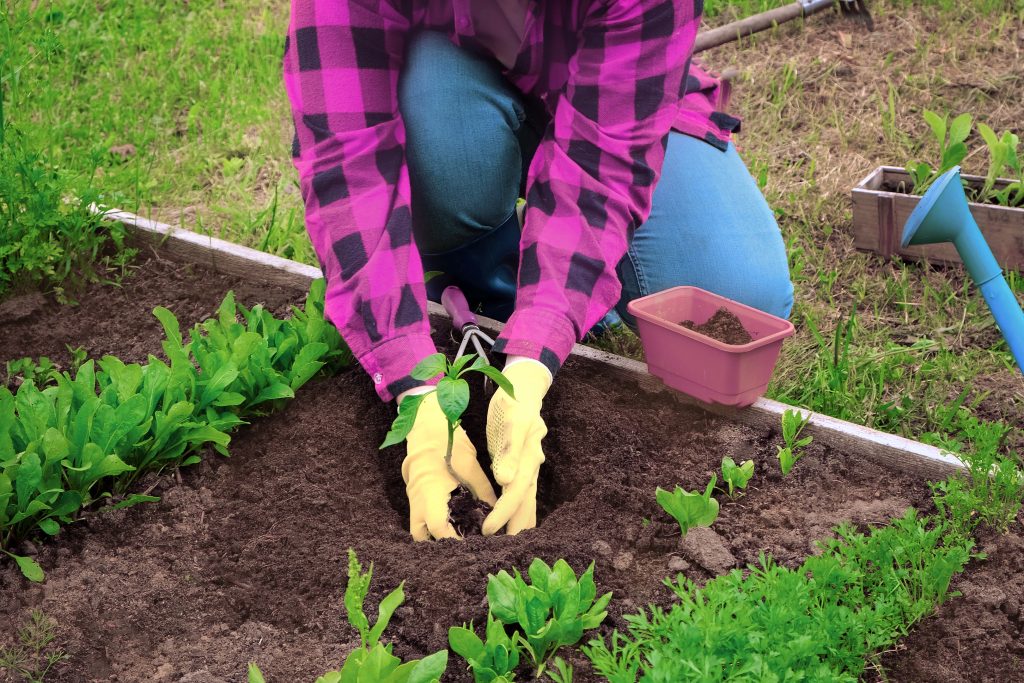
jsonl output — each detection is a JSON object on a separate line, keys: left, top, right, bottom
{"left": 380, "top": 353, "right": 513, "bottom": 493}
{"left": 720, "top": 457, "right": 755, "bottom": 497}
{"left": 777, "top": 409, "right": 813, "bottom": 476}
{"left": 656, "top": 475, "right": 720, "bottom": 539}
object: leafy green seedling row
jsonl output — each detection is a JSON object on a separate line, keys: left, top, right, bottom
{"left": 1, "top": 280, "right": 350, "bottom": 580}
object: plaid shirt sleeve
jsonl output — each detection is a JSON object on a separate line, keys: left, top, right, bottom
{"left": 283, "top": 1, "right": 436, "bottom": 402}
{"left": 493, "top": 0, "right": 698, "bottom": 373}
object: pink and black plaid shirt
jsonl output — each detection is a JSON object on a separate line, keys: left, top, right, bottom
{"left": 283, "top": 0, "right": 738, "bottom": 401}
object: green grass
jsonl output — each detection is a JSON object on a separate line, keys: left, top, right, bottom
{"left": 3, "top": 0, "right": 1022, "bottom": 452}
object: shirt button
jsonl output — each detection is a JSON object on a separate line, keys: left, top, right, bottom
{"left": 373, "top": 373, "right": 383, "bottom": 384}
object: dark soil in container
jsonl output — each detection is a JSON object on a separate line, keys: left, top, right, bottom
{"left": 680, "top": 307, "right": 753, "bottom": 345}
{"left": 0, "top": 258, "right": 1018, "bottom": 682}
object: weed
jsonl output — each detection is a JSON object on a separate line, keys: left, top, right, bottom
{"left": 0, "top": 611, "right": 67, "bottom": 682}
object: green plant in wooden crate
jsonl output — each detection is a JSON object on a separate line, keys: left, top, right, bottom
{"left": 486, "top": 559, "right": 611, "bottom": 678}
{"left": 977, "top": 123, "right": 1022, "bottom": 207}
{"left": 776, "top": 409, "right": 812, "bottom": 475}
{"left": 249, "top": 549, "right": 447, "bottom": 683}
{"left": 720, "top": 457, "right": 754, "bottom": 497}
{"left": 656, "top": 475, "right": 720, "bottom": 538}
{"left": 906, "top": 110, "right": 972, "bottom": 194}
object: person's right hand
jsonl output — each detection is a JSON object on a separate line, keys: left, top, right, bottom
{"left": 402, "top": 391, "right": 498, "bottom": 541}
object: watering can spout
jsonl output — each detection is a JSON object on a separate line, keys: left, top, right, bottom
{"left": 900, "top": 166, "right": 1024, "bottom": 373}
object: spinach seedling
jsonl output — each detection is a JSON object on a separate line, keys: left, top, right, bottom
{"left": 906, "top": 110, "right": 971, "bottom": 194}
{"left": 487, "top": 558, "right": 611, "bottom": 678}
{"left": 777, "top": 409, "right": 812, "bottom": 476}
{"left": 720, "top": 457, "right": 755, "bottom": 498}
{"left": 248, "top": 549, "right": 447, "bottom": 683}
{"left": 449, "top": 611, "right": 520, "bottom": 682}
{"left": 380, "top": 353, "right": 513, "bottom": 494}
{"left": 656, "top": 475, "right": 720, "bottom": 538}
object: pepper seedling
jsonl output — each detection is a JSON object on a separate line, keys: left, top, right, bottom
{"left": 720, "top": 457, "right": 755, "bottom": 498}
{"left": 487, "top": 558, "right": 611, "bottom": 678}
{"left": 448, "top": 611, "right": 520, "bottom": 682}
{"left": 777, "top": 409, "right": 812, "bottom": 476}
{"left": 379, "top": 353, "right": 513, "bottom": 493}
{"left": 656, "top": 475, "right": 720, "bottom": 539}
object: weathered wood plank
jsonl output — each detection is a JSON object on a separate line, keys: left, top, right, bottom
{"left": 99, "top": 207, "right": 967, "bottom": 479}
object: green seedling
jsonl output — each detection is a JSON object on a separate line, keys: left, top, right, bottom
{"left": 906, "top": 110, "right": 971, "bottom": 194}
{"left": 380, "top": 353, "right": 513, "bottom": 493}
{"left": 0, "top": 610, "right": 67, "bottom": 683}
{"left": 656, "top": 475, "right": 720, "bottom": 538}
{"left": 547, "top": 656, "right": 574, "bottom": 683}
{"left": 720, "top": 457, "right": 755, "bottom": 497}
{"left": 487, "top": 558, "right": 611, "bottom": 678}
{"left": 978, "top": 123, "right": 1023, "bottom": 207}
{"left": 449, "top": 612, "right": 520, "bottom": 682}
{"left": 249, "top": 549, "right": 447, "bottom": 683}
{"left": 777, "top": 409, "right": 813, "bottom": 476}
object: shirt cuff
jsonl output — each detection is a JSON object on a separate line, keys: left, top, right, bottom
{"left": 493, "top": 307, "right": 577, "bottom": 378}
{"left": 357, "top": 334, "right": 439, "bottom": 402}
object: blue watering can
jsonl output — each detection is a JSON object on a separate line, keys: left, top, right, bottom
{"left": 901, "top": 166, "right": 1024, "bottom": 373}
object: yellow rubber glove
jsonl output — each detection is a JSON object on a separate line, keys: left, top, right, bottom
{"left": 483, "top": 358, "right": 552, "bottom": 536}
{"left": 402, "top": 391, "right": 498, "bottom": 541}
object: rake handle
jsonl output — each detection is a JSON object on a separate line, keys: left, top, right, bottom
{"left": 441, "top": 286, "right": 477, "bottom": 332}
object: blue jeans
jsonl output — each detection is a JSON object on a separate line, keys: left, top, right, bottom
{"left": 398, "top": 32, "right": 793, "bottom": 327}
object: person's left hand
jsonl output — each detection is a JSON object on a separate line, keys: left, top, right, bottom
{"left": 482, "top": 359, "right": 552, "bottom": 536}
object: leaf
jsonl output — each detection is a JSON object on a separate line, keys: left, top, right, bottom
{"left": 247, "top": 663, "right": 266, "bottom": 683}
{"left": 922, "top": 110, "right": 946, "bottom": 147}
{"left": 105, "top": 494, "right": 161, "bottom": 511}
{"left": 978, "top": 122, "right": 1000, "bottom": 150}
{"left": 5, "top": 551, "right": 44, "bottom": 582}
{"left": 405, "top": 650, "right": 448, "bottom": 683}
{"left": 949, "top": 113, "right": 972, "bottom": 145}
{"left": 367, "top": 583, "right": 405, "bottom": 648}
{"left": 253, "top": 383, "right": 295, "bottom": 405}
{"left": 487, "top": 571, "right": 519, "bottom": 624}
{"left": 380, "top": 392, "right": 429, "bottom": 449}
{"left": 38, "top": 518, "right": 60, "bottom": 535}
{"left": 410, "top": 354, "right": 447, "bottom": 381}
{"left": 448, "top": 626, "right": 485, "bottom": 660}
{"left": 435, "top": 377, "right": 469, "bottom": 426}
{"left": 941, "top": 141, "right": 968, "bottom": 169}
{"left": 474, "top": 365, "right": 515, "bottom": 399}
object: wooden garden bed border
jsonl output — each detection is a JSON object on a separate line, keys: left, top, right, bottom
{"left": 97, "top": 206, "right": 967, "bottom": 480}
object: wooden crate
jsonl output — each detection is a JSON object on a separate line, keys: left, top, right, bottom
{"left": 851, "top": 166, "right": 1024, "bottom": 272}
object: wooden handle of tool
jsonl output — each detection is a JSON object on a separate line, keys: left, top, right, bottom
{"left": 694, "top": 2, "right": 805, "bottom": 53}
{"left": 441, "top": 286, "right": 477, "bottom": 331}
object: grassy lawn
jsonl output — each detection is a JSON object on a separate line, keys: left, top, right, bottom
{"left": 2, "top": 0, "right": 1021, "bottom": 451}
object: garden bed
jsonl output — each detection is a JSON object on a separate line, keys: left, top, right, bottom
{"left": 0, "top": 256, "right": 1017, "bottom": 681}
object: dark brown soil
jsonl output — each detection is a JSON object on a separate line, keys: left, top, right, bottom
{"left": 0, "top": 261, "right": 1013, "bottom": 682}
{"left": 681, "top": 307, "right": 753, "bottom": 345}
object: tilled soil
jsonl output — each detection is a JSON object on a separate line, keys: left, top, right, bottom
{"left": 0, "top": 262, "right": 1017, "bottom": 682}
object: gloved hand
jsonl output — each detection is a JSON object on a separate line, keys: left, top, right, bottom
{"left": 483, "top": 358, "right": 552, "bottom": 536}
{"left": 402, "top": 391, "right": 498, "bottom": 541}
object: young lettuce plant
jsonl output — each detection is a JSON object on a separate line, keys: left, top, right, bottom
{"left": 656, "top": 475, "right": 720, "bottom": 538}
{"left": 248, "top": 549, "right": 447, "bottom": 683}
{"left": 487, "top": 558, "right": 611, "bottom": 678}
{"left": 978, "top": 123, "right": 1023, "bottom": 207}
{"left": 720, "top": 457, "right": 754, "bottom": 498}
{"left": 380, "top": 353, "right": 513, "bottom": 493}
{"left": 449, "top": 611, "right": 520, "bottom": 682}
{"left": 777, "top": 409, "right": 813, "bottom": 476}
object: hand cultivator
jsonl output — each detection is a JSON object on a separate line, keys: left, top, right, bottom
{"left": 442, "top": 285, "right": 498, "bottom": 395}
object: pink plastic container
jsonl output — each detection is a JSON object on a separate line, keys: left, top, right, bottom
{"left": 627, "top": 286, "right": 795, "bottom": 407}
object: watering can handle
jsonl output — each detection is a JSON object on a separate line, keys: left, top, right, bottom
{"left": 442, "top": 286, "right": 477, "bottom": 331}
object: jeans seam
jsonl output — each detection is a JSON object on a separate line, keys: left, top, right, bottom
{"left": 627, "top": 245, "right": 649, "bottom": 298}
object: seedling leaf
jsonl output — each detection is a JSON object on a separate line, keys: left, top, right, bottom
{"left": 380, "top": 392, "right": 430, "bottom": 450}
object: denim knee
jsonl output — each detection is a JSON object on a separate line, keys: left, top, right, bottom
{"left": 399, "top": 32, "right": 525, "bottom": 254}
